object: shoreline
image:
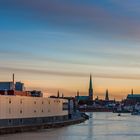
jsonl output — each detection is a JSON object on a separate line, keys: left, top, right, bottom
{"left": 0, "top": 117, "right": 87, "bottom": 135}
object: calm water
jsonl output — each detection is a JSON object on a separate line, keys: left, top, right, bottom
{"left": 1, "top": 113, "right": 140, "bottom": 140}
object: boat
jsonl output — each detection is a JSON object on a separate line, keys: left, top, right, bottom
{"left": 118, "top": 113, "right": 121, "bottom": 116}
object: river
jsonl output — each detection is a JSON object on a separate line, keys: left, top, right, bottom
{"left": 0, "top": 112, "right": 140, "bottom": 140}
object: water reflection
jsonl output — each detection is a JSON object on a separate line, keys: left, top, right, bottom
{"left": 0, "top": 113, "right": 140, "bottom": 140}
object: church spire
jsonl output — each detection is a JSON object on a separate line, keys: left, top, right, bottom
{"left": 90, "top": 74, "right": 92, "bottom": 89}
{"left": 131, "top": 89, "right": 133, "bottom": 95}
{"left": 89, "top": 74, "right": 93, "bottom": 100}
{"left": 105, "top": 89, "right": 109, "bottom": 101}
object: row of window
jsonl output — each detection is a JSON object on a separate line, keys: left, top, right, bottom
{"left": 8, "top": 119, "right": 23, "bottom": 124}
{"left": 8, "top": 99, "right": 55, "bottom": 104}
{"left": 8, "top": 109, "right": 51, "bottom": 114}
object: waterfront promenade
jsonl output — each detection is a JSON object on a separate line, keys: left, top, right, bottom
{"left": 1, "top": 112, "right": 140, "bottom": 140}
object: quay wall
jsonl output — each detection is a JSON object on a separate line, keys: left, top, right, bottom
{"left": 0, "top": 116, "right": 86, "bottom": 134}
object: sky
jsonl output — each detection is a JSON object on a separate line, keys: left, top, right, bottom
{"left": 0, "top": 0, "right": 140, "bottom": 100}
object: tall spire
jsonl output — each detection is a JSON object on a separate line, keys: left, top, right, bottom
{"left": 89, "top": 74, "right": 93, "bottom": 100}
{"left": 90, "top": 74, "right": 92, "bottom": 89}
{"left": 12, "top": 73, "right": 15, "bottom": 90}
{"left": 105, "top": 89, "right": 109, "bottom": 101}
{"left": 131, "top": 89, "right": 133, "bottom": 95}
{"left": 77, "top": 91, "right": 79, "bottom": 97}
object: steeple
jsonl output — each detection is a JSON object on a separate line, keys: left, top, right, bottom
{"left": 131, "top": 89, "right": 133, "bottom": 95}
{"left": 77, "top": 91, "right": 79, "bottom": 97}
{"left": 89, "top": 74, "right": 93, "bottom": 100}
{"left": 105, "top": 89, "right": 109, "bottom": 101}
{"left": 12, "top": 73, "right": 15, "bottom": 90}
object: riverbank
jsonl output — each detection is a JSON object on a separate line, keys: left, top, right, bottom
{"left": 0, "top": 116, "right": 88, "bottom": 135}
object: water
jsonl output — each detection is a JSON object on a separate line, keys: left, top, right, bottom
{"left": 1, "top": 112, "right": 140, "bottom": 140}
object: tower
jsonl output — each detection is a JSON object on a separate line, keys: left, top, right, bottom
{"left": 89, "top": 74, "right": 93, "bottom": 100}
{"left": 77, "top": 91, "right": 79, "bottom": 97}
{"left": 12, "top": 73, "right": 15, "bottom": 90}
{"left": 105, "top": 89, "right": 109, "bottom": 101}
{"left": 131, "top": 89, "right": 133, "bottom": 95}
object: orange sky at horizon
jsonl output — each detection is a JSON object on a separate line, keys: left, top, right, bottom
{"left": 0, "top": 72, "right": 140, "bottom": 101}
{"left": 23, "top": 76, "right": 140, "bottom": 101}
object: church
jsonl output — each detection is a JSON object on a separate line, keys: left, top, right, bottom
{"left": 75, "top": 75, "right": 93, "bottom": 103}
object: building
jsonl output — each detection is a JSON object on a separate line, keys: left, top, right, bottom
{"left": 0, "top": 95, "right": 68, "bottom": 128}
{"left": 127, "top": 94, "right": 140, "bottom": 102}
{"left": 0, "top": 82, "right": 14, "bottom": 90}
{"left": 29, "top": 90, "right": 43, "bottom": 97}
{"left": 75, "top": 75, "right": 93, "bottom": 103}
{"left": 15, "top": 82, "right": 24, "bottom": 91}
{"left": 125, "top": 89, "right": 140, "bottom": 103}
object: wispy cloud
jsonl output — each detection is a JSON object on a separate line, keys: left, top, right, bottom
{"left": 1, "top": 66, "right": 140, "bottom": 80}
{"left": 1, "top": 0, "right": 140, "bottom": 40}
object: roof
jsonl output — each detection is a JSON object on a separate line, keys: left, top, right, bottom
{"left": 75, "top": 96, "right": 89, "bottom": 101}
{"left": 127, "top": 94, "right": 140, "bottom": 98}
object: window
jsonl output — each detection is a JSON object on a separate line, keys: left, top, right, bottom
{"left": 34, "top": 101, "right": 36, "bottom": 104}
{"left": 20, "top": 110, "right": 22, "bottom": 114}
{"left": 8, "top": 119, "right": 12, "bottom": 125}
{"left": 20, "top": 99, "right": 22, "bottom": 104}
{"left": 9, "top": 99, "right": 11, "bottom": 104}
{"left": 63, "top": 102, "right": 68, "bottom": 110}
{"left": 20, "top": 119, "right": 23, "bottom": 123}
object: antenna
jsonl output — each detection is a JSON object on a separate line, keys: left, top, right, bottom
{"left": 12, "top": 73, "right": 15, "bottom": 90}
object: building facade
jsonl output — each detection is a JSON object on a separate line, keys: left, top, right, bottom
{"left": 0, "top": 96, "right": 68, "bottom": 127}
{"left": 0, "top": 82, "right": 13, "bottom": 90}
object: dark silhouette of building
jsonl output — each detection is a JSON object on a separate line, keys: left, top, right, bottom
{"left": 75, "top": 75, "right": 93, "bottom": 105}
{"left": 89, "top": 74, "right": 93, "bottom": 100}
{"left": 131, "top": 89, "right": 134, "bottom": 95}
{"left": 77, "top": 91, "right": 79, "bottom": 97}
{"left": 105, "top": 89, "right": 109, "bottom": 101}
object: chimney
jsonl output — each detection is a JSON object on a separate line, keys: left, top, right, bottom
{"left": 12, "top": 73, "right": 15, "bottom": 90}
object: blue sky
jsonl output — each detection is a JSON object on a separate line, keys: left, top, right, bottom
{"left": 0, "top": 0, "right": 140, "bottom": 99}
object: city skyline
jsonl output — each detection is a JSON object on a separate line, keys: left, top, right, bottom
{"left": 0, "top": 0, "right": 140, "bottom": 100}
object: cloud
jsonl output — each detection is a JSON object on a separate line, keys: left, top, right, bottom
{"left": 1, "top": 0, "right": 140, "bottom": 41}
{"left": 1, "top": 66, "right": 140, "bottom": 80}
